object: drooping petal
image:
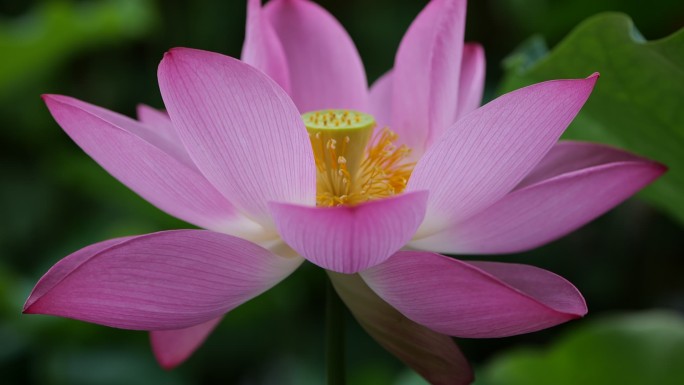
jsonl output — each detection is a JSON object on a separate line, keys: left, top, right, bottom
{"left": 150, "top": 316, "right": 223, "bottom": 369}
{"left": 455, "top": 43, "right": 485, "bottom": 120}
{"left": 158, "top": 48, "right": 316, "bottom": 226}
{"left": 412, "top": 142, "right": 665, "bottom": 254}
{"left": 269, "top": 191, "right": 428, "bottom": 274}
{"left": 263, "top": 0, "right": 368, "bottom": 112}
{"left": 43, "top": 95, "right": 262, "bottom": 236}
{"left": 368, "top": 70, "right": 394, "bottom": 130}
{"left": 408, "top": 74, "right": 599, "bottom": 236}
{"left": 24, "top": 230, "right": 303, "bottom": 330}
{"left": 392, "top": 0, "right": 466, "bottom": 154}
{"left": 329, "top": 272, "right": 473, "bottom": 385}
{"left": 361, "top": 251, "right": 586, "bottom": 338}
{"left": 25, "top": 236, "right": 135, "bottom": 302}
{"left": 148, "top": 240, "right": 303, "bottom": 370}
{"left": 135, "top": 104, "right": 197, "bottom": 169}
{"left": 241, "top": 0, "right": 291, "bottom": 92}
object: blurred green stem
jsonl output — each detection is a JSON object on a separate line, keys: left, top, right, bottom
{"left": 326, "top": 278, "right": 345, "bottom": 385}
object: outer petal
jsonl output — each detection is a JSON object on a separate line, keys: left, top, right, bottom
{"left": 263, "top": 0, "right": 368, "bottom": 112}
{"left": 368, "top": 70, "right": 394, "bottom": 130}
{"left": 150, "top": 316, "right": 223, "bottom": 369}
{"left": 43, "top": 95, "right": 262, "bottom": 236}
{"left": 269, "top": 191, "right": 428, "bottom": 274}
{"left": 24, "top": 230, "right": 303, "bottom": 330}
{"left": 408, "top": 74, "right": 598, "bottom": 236}
{"left": 329, "top": 272, "right": 473, "bottom": 385}
{"left": 241, "top": 0, "right": 290, "bottom": 92}
{"left": 158, "top": 48, "right": 316, "bottom": 226}
{"left": 392, "top": 0, "right": 466, "bottom": 154}
{"left": 455, "top": 43, "right": 485, "bottom": 121}
{"left": 412, "top": 143, "right": 665, "bottom": 254}
{"left": 362, "top": 251, "right": 586, "bottom": 338}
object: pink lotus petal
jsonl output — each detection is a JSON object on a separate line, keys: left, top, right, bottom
{"left": 408, "top": 74, "right": 599, "bottom": 236}
{"left": 455, "top": 43, "right": 486, "bottom": 121}
{"left": 412, "top": 144, "right": 665, "bottom": 254}
{"left": 135, "top": 104, "right": 197, "bottom": 170}
{"left": 23, "top": 230, "right": 303, "bottom": 330}
{"left": 368, "top": 70, "right": 394, "bottom": 130}
{"left": 392, "top": 0, "right": 466, "bottom": 154}
{"left": 43, "top": 95, "right": 258, "bottom": 235}
{"left": 362, "top": 251, "right": 586, "bottom": 338}
{"left": 241, "top": 0, "right": 291, "bottom": 93}
{"left": 269, "top": 191, "right": 428, "bottom": 274}
{"left": 150, "top": 316, "right": 223, "bottom": 369}
{"left": 329, "top": 272, "right": 473, "bottom": 385}
{"left": 263, "top": 0, "right": 368, "bottom": 112}
{"left": 516, "top": 140, "right": 652, "bottom": 189}
{"left": 158, "top": 48, "right": 316, "bottom": 226}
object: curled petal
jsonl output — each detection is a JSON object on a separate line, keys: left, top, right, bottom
{"left": 392, "top": 0, "right": 467, "bottom": 153}
{"left": 263, "top": 0, "right": 368, "bottom": 112}
{"left": 136, "top": 104, "right": 179, "bottom": 143}
{"left": 24, "top": 230, "right": 303, "bottom": 330}
{"left": 150, "top": 316, "right": 223, "bottom": 369}
{"left": 409, "top": 74, "right": 599, "bottom": 236}
{"left": 241, "top": 0, "right": 291, "bottom": 92}
{"left": 411, "top": 142, "right": 665, "bottom": 254}
{"left": 329, "top": 272, "right": 473, "bottom": 385}
{"left": 516, "top": 140, "right": 656, "bottom": 188}
{"left": 135, "top": 104, "right": 197, "bottom": 171}
{"left": 158, "top": 48, "right": 316, "bottom": 226}
{"left": 362, "top": 251, "right": 586, "bottom": 338}
{"left": 269, "top": 191, "right": 428, "bottom": 274}
{"left": 136, "top": 103, "right": 172, "bottom": 129}
{"left": 43, "top": 95, "right": 257, "bottom": 235}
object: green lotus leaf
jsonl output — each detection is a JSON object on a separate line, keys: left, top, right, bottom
{"left": 500, "top": 13, "right": 684, "bottom": 225}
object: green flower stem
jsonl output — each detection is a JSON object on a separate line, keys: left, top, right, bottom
{"left": 326, "top": 277, "right": 346, "bottom": 385}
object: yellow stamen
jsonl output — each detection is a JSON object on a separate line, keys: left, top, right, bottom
{"left": 302, "top": 109, "right": 415, "bottom": 207}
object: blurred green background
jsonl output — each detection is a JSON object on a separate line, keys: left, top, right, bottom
{"left": 1, "top": 0, "right": 683, "bottom": 384}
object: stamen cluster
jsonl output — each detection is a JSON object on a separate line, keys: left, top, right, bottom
{"left": 304, "top": 110, "right": 414, "bottom": 207}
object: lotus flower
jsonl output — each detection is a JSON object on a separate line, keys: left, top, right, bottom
{"left": 24, "top": 0, "right": 664, "bottom": 383}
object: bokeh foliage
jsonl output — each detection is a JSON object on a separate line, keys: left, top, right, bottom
{"left": 0, "top": 0, "right": 156, "bottom": 95}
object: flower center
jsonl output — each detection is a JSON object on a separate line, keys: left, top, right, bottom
{"left": 303, "top": 110, "right": 414, "bottom": 207}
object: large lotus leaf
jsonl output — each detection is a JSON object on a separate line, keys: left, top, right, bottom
{"left": 499, "top": 13, "right": 684, "bottom": 225}
{"left": 474, "top": 311, "right": 684, "bottom": 385}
